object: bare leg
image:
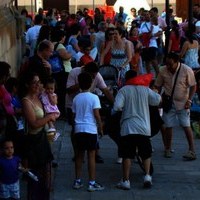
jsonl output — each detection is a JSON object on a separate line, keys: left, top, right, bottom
{"left": 151, "top": 59, "right": 159, "bottom": 77}
{"left": 160, "top": 125, "right": 167, "bottom": 150}
{"left": 165, "top": 127, "right": 173, "bottom": 151}
{"left": 142, "top": 157, "right": 151, "bottom": 175}
{"left": 122, "top": 158, "right": 131, "bottom": 181}
{"left": 183, "top": 127, "right": 195, "bottom": 152}
{"left": 75, "top": 150, "right": 85, "bottom": 179}
{"left": 88, "top": 150, "right": 96, "bottom": 181}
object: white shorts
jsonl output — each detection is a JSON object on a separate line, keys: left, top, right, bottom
{"left": 162, "top": 104, "right": 190, "bottom": 127}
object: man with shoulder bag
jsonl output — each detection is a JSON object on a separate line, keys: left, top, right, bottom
{"left": 155, "top": 53, "right": 197, "bottom": 160}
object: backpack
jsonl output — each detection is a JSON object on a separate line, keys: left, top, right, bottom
{"left": 49, "top": 43, "right": 64, "bottom": 73}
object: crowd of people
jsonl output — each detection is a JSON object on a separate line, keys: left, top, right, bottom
{"left": 1, "top": 3, "right": 200, "bottom": 199}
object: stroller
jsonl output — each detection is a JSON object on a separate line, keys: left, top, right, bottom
{"left": 99, "top": 64, "right": 119, "bottom": 96}
{"left": 98, "top": 64, "right": 119, "bottom": 118}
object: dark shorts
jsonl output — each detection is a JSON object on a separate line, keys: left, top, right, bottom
{"left": 75, "top": 133, "right": 98, "bottom": 151}
{"left": 141, "top": 47, "right": 158, "bottom": 62}
{"left": 119, "top": 135, "right": 152, "bottom": 160}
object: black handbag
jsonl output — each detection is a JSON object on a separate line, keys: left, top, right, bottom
{"left": 162, "top": 64, "right": 181, "bottom": 113}
{"left": 162, "top": 92, "right": 173, "bottom": 113}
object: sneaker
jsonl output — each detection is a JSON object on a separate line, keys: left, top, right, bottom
{"left": 87, "top": 182, "right": 104, "bottom": 192}
{"left": 183, "top": 151, "right": 197, "bottom": 160}
{"left": 116, "top": 180, "right": 130, "bottom": 190}
{"left": 73, "top": 180, "right": 83, "bottom": 189}
{"left": 164, "top": 150, "right": 172, "bottom": 158}
{"left": 143, "top": 175, "right": 152, "bottom": 188}
{"left": 116, "top": 157, "right": 122, "bottom": 164}
{"left": 95, "top": 155, "right": 104, "bottom": 163}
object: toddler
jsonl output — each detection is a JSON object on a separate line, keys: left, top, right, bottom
{"left": 0, "top": 139, "right": 28, "bottom": 200}
{"left": 40, "top": 77, "right": 60, "bottom": 133}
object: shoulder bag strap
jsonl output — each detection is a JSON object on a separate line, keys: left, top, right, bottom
{"left": 171, "top": 63, "right": 181, "bottom": 97}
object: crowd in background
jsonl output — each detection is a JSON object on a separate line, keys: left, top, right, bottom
{"left": 1, "top": 3, "right": 200, "bottom": 199}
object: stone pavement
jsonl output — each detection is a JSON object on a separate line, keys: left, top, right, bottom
{"left": 21, "top": 119, "right": 200, "bottom": 200}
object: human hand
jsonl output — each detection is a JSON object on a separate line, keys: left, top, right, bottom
{"left": 185, "top": 99, "right": 192, "bottom": 109}
{"left": 43, "top": 60, "right": 51, "bottom": 69}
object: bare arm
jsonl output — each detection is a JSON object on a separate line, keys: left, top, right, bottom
{"left": 100, "top": 41, "right": 112, "bottom": 65}
{"left": 48, "top": 93, "right": 58, "bottom": 106}
{"left": 22, "top": 99, "right": 56, "bottom": 129}
{"left": 180, "top": 41, "right": 189, "bottom": 58}
{"left": 101, "top": 87, "right": 115, "bottom": 104}
{"left": 58, "top": 48, "right": 72, "bottom": 60}
{"left": 93, "top": 108, "right": 103, "bottom": 137}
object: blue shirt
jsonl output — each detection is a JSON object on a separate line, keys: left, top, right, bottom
{"left": 0, "top": 156, "right": 21, "bottom": 184}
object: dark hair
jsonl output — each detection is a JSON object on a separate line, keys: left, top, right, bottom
{"left": 69, "top": 23, "right": 81, "bottom": 35}
{"left": 0, "top": 61, "right": 11, "bottom": 81}
{"left": 34, "top": 14, "right": 43, "bottom": 25}
{"left": 185, "top": 30, "right": 194, "bottom": 43}
{"left": 115, "top": 27, "right": 124, "bottom": 36}
{"left": 18, "top": 72, "right": 38, "bottom": 99}
{"left": 150, "top": 7, "right": 158, "bottom": 14}
{"left": 166, "top": 52, "right": 180, "bottom": 62}
{"left": 5, "top": 77, "right": 18, "bottom": 93}
{"left": 21, "top": 8, "right": 28, "bottom": 16}
{"left": 78, "top": 72, "right": 92, "bottom": 90}
{"left": 0, "top": 138, "right": 14, "bottom": 150}
{"left": 37, "top": 25, "right": 51, "bottom": 45}
{"left": 171, "top": 20, "right": 179, "bottom": 39}
{"left": 51, "top": 29, "right": 65, "bottom": 42}
{"left": 125, "top": 70, "right": 137, "bottom": 81}
{"left": 44, "top": 77, "right": 56, "bottom": 86}
{"left": 84, "top": 62, "right": 99, "bottom": 73}
{"left": 105, "top": 27, "right": 115, "bottom": 40}
{"left": 37, "top": 40, "right": 51, "bottom": 52}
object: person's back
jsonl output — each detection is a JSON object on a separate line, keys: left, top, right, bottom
{"left": 114, "top": 84, "right": 160, "bottom": 136}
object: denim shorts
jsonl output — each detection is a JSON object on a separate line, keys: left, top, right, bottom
{"left": 0, "top": 180, "right": 20, "bottom": 199}
{"left": 162, "top": 104, "right": 190, "bottom": 127}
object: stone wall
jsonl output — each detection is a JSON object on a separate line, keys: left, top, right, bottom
{"left": 0, "top": 2, "right": 25, "bottom": 76}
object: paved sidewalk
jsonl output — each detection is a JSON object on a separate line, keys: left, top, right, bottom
{"left": 48, "top": 120, "right": 200, "bottom": 200}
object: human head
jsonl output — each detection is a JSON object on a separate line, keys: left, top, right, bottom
{"left": 142, "top": 10, "right": 150, "bottom": 22}
{"left": 18, "top": 72, "right": 41, "bottom": 99}
{"left": 44, "top": 77, "right": 56, "bottom": 94}
{"left": 130, "top": 8, "right": 137, "bottom": 17}
{"left": 51, "top": 29, "right": 66, "bottom": 43}
{"left": 105, "top": 27, "right": 115, "bottom": 41}
{"left": 38, "top": 8, "right": 44, "bottom": 16}
{"left": 84, "top": 62, "right": 99, "bottom": 79}
{"left": 1, "top": 139, "right": 14, "bottom": 158}
{"left": 150, "top": 7, "right": 158, "bottom": 17}
{"left": 37, "top": 40, "right": 54, "bottom": 60}
{"left": 5, "top": 77, "right": 18, "bottom": 94}
{"left": 0, "top": 61, "right": 11, "bottom": 85}
{"left": 125, "top": 70, "right": 137, "bottom": 82}
{"left": 193, "top": 4, "right": 200, "bottom": 17}
{"left": 151, "top": 16, "right": 158, "bottom": 26}
{"left": 119, "top": 6, "right": 124, "bottom": 14}
{"left": 98, "top": 21, "right": 107, "bottom": 32}
{"left": 34, "top": 14, "right": 43, "bottom": 25}
{"left": 21, "top": 8, "right": 28, "bottom": 17}
{"left": 113, "top": 27, "right": 124, "bottom": 41}
{"left": 78, "top": 72, "right": 93, "bottom": 90}
{"left": 69, "top": 23, "right": 81, "bottom": 35}
{"left": 37, "top": 25, "right": 51, "bottom": 44}
{"left": 166, "top": 52, "right": 180, "bottom": 74}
